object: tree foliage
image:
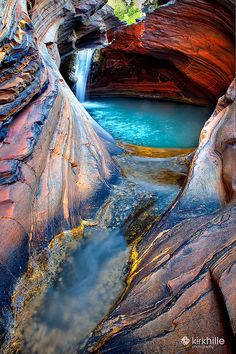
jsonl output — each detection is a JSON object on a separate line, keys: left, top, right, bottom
{"left": 108, "top": 0, "right": 143, "bottom": 24}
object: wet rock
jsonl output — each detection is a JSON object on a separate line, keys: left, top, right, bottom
{"left": 0, "top": 0, "right": 235, "bottom": 352}
{"left": 0, "top": 0, "right": 119, "bottom": 343}
{"left": 85, "top": 81, "right": 236, "bottom": 353}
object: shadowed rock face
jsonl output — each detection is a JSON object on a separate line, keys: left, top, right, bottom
{"left": 89, "top": 0, "right": 235, "bottom": 105}
{"left": 57, "top": 0, "right": 123, "bottom": 62}
{"left": 85, "top": 80, "right": 236, "bottom": 353}
{"left": 0, "top": 0, "right": 235, "bottom": 352}
{"left": 0, "top": 0, "right": 120, "bottom": 341}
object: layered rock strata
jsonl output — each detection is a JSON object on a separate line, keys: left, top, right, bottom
{"left": 0, "top": 0, "right": 235, "bottom": 352}
{"left": 86, "top": 80, "right": 236, "bottom": 353}
{"left": 89, "top": 0, "right": 235, "bottom": 105}
{"left": 0, "top": 0, "right": 119, "bottom": 342}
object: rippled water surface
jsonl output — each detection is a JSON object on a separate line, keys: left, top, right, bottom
{"left": 84, "top": 98, "right": 212, "bottom": 148}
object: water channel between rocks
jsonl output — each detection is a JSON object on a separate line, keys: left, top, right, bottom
{"left": 18, "top": 228, "right": 129, "bottom": 354}
{"left": 16, "top": 49, "right": 213, "bottom": 354}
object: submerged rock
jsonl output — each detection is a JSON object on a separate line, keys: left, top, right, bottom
{"left": 0, "top": 0, "right": 120, "bottom": 343}
{"left": 0, "top": 0, "right": 235, "bottom": 352}
{"left": 85, "top": 80, "right": 236, "bottom": 353}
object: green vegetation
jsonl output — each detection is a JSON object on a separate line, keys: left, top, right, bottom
{"left": 108, "top": 0, "right": 143, "bottom": 25}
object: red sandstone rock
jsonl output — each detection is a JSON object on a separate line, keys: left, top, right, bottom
{"left": 0, "top": 0, "right": 235, "bottom": 352}
{"left": 89, "top": 0, "right": 235, "bottom": 105}
{"left": 85, "top": 80, "right": 236, "bottom": 353}
{"left": 0, "top": 0, "right": 119, "bottom": 341}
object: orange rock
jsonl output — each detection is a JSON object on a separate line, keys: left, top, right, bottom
{"left": 0, "top": 0, "right": 119, "bottom": 342}
{"left": 89, "top": 0, "right": 235, "bottom": 105}
{"left": 85, "top": 81, "right": 236, "bottom": 353}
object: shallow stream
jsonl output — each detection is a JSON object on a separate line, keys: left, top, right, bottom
{"left": 20, "top": 228, "right": 129, "bottom": 354}
{"left": 17, "top": 95, "right": 212, "bottom": 354}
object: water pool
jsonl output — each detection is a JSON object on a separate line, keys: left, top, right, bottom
{"left": 84, "top": 98, "right": 212, "bottom": 148}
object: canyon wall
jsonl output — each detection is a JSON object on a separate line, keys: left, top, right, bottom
{"left": 89, "top": 0, "right": 235, "bottom": 105}
{"left": 86, "top": 79, "right": 236, "bottom": 354}
{"left": 84, "top": 1, "right": 236, "bottom": 351}
{"left": 0, "top": 0, "right": 119, "bottom": 341}
{"left": 0, "top": 0, "right": 235, "bottom": 351}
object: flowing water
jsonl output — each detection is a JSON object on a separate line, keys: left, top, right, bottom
{"left": 18, "top": 51, "right": 212, "bottom": 354}
{"left": 20, "top": 228, "right": 129, "bottom": 354}
{"left": 84, "top": 98, "right": 212, "bottom": 148}
{"left": 75, "top": 49, "right": 94, "bottom": 102}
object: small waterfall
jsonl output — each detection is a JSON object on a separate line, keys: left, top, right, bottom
{"left": 75, "top": 48, "right": 94, "bottom": 103}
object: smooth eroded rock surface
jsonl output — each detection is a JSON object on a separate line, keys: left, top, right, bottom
{"left": 89, "top": 0, "right": 235, "bottom": 105}
{"left": 85, "top": 81, "right": 236, "bottom": 353}
{"left": 0, "top": 0, "right": 120, "bottom": 341}
{"left": 0, "top": 1, "right": 235, "bottom": 352}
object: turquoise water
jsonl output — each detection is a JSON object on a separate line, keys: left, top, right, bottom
{"left": 84, "top": 98, "right": 212, "bottom": 148}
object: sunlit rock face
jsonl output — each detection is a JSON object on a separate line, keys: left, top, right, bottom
{"left": 86, "top": 80, "right": 236, "bottom": 353}
{"left": 0, "top": 0, "right": 119, "bottom": 341}
{"left": 0, "top": 0, "right": 235, "bottom": 351}
{"left": 89, "top": 0, "right": 235, "bottom": 105}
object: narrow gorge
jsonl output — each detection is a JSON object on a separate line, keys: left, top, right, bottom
{"left": 0, "top": 1, "right": 235, "bottom": 353}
